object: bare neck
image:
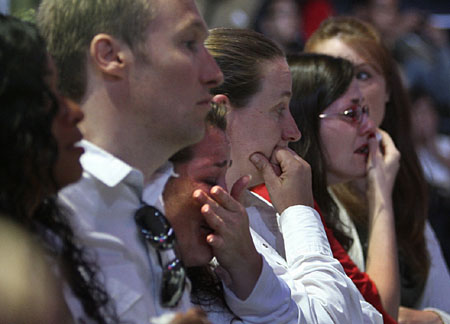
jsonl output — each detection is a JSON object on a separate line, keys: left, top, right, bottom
{"left": 79, "top": 91, "right": 174, "bottom": 182}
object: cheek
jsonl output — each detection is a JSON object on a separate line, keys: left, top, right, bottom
{"left": 360, "top": 82, "right": 387, "bottom": 126}
{"left": 229, "top": 115, "right": 280, "bottom": 156}
{"left": 164, "top": 180, "right": 195, "bottom": 224}
{"left": 320, "top": 125, "right": 350, "bottom": 166}
{"left": 51, "top": 121, "right": 64, "bottom": 149}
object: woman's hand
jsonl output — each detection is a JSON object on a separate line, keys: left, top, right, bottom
{"left": 193, "top": 175, "right": 262, "bottom": 300}
{"left": 366, "top": 129, "right": 401, "bottom": 197}
{"left": 250, "top": 147, "right": 313, "bottom": 213}
{"left": 364, "top": 129, "right": 401, "bottom": 319}
{"left": 398, "top": 306, "right": 443, "bottom": 324}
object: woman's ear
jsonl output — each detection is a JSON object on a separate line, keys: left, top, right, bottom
{"left": 89, "top": 33, "right": 131, "bottom": 79}
{"left": 213, "top": 94, "right": 231, "bottom": 107}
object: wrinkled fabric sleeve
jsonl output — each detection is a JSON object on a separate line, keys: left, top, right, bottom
{"left": 224, "top": 257, "right": 302, "bottom": 323}
{"left": 279, "top": 205, "right": 383, "bottom": 324}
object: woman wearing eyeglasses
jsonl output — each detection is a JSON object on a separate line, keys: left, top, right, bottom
{"left": 305, "top": 16, "right": 450, "bottom": 324}
{"left": 287, "top": 53, "right": 400, "bottom": 323}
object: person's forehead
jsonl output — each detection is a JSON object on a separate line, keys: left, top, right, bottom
{"left": 150, "top": 0, "right": 208, "bottom": 34}
{"left": 325, "top": 80, "right": 358, "bottom": 112}
{"left": 258, "top": 58, "right": 292, "bottom": 98}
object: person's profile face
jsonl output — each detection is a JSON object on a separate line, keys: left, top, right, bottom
{"left": 225, "top": 57, "right": 301, "bottom": 187}
{"left": 310, "top": 38, "right": 389, "bottom": 127}
{"left": 319, "top": 78, "right": 376, "bottom": 185}
{"left": 128, "top": 0, "right": 223, "bottom": 153}
{"left": 163, "top": 126, "right": 230, "bottom": 267}
{"left": 46, "top": 57, "right": 85, "bottom": 189}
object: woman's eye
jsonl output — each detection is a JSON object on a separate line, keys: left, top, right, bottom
{"left": 184, "top": 40, "right": 198, "bottom": 52}
{"left": 343, "top": 109, "right": 357, "bottom": 119}
{"left": 356, "top": 71, "right": 371, "bottom": 81}
{"left": 273, "top": 106, "right": 285, "bottom": 118}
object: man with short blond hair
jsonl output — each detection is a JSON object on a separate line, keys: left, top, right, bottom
{"left": 37, "top": 0, "right": 222, "bottom": 322}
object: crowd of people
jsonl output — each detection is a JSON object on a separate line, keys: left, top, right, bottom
{"left": 0, "top": 0, "right": 449, "bottom": 323}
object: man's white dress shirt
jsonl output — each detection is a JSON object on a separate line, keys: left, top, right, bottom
{"left": 59, "top": 140, "right": 192, "bottom": 324}
{"left": 60, "top": 140, "right": 382, "bottom": 323}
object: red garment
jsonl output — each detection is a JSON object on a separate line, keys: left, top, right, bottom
{"left": 251, "top": 184, "right": 397, "bottom": 324}
{"left": 301, "top": 0, "right": 335, "bottom": 40}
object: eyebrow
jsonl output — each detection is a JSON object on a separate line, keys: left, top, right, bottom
{"left": 178, "top": 18, "right": 208, "bottom": 38}
{"left": 354, "top": 62, "right": 377, "bottom": 70}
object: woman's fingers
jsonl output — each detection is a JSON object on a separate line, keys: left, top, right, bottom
{"left": 229, "top": 175, "right": 251, "bottom": 203}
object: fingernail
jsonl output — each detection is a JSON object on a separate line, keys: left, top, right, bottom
{"left": 193, "top": 190, "right": 201, "bottom": 198}
{"left": 250, "top": 154, "right": 260, "bottom": 165}
{"left": 376, "top": 132, "right": 382, "bottom": 142}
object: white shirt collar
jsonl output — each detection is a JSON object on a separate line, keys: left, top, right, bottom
{"left": 142, "top": 162, "right": 176, "bottom": 207}
{"left": 79, "top": 140, "right": 137, "bottom": 187}
{"left": 79, "top": 139, "right": 176, "bottom": 208}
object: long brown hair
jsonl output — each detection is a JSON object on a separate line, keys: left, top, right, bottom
{"left": 288, "top": 53, "right": 355, "bottom": 249}
{"left": 305, "top": 16, "right": 429, "bottom": 307}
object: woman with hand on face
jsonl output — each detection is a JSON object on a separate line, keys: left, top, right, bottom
{"left": 0, "top": 14, "right": 119, "bottom": 323}
{"left": 202, "top": 27, "right": 382, "bottom": 324}
{"left": 165, "top": 104, "right": 248, "bottom": 323}
{"left": 288, "top": 53, "right": 400, "bottom": 324}
{"left": 304, "top": 16, "right": 450, "bottom": 324}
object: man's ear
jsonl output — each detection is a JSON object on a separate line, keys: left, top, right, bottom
{"left": 89, "top": 33, "right": 131, "bottom": 79}
{"left": 213, "top": 94, "right": 231, "bottom": 107}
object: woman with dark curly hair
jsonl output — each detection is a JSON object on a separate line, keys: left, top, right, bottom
{"left": 0, "top": 14, "right": 119, "bottom": 323}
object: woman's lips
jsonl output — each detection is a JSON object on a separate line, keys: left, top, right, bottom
{"left": 354, "top": 144, "right": 370, "bottom": 163}
{"left": 354, "top": 144, "right": 369, "bottom": 155}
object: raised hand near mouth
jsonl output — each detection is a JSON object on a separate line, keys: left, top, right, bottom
{"left": 250, "top": 147, "right": 314, "bottom": 213}
{"left": 365, "top": 128, "right": 401, "bottom": 319}
{"left": 192, "top": 175, "right": 262, "bottom": 300}
{"left": 366, "top": 128, "right": 401, "bottom": 198}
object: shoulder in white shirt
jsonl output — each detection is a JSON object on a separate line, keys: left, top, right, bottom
{"left": 59, "top": 140, "right": 192, "bottom": 324}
